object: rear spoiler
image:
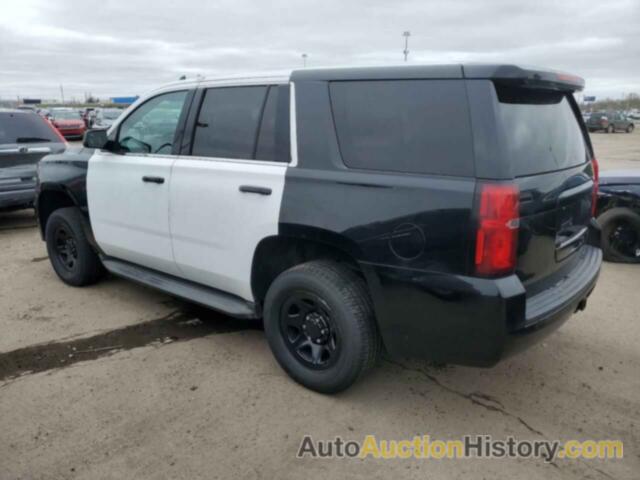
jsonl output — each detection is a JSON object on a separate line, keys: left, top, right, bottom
{"left": 462, "top": 65, "right": 585, "bottom": 92}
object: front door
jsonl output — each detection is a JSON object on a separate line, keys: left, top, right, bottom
{"left": 87, "top": 90, "right": 189, "bottom": 276}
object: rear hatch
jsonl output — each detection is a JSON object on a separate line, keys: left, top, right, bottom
{"left": 0, "top": 112, "right": 66, "bottom": 191}
{"left": 494, "top": 84, "right": 595, "bottom": 295}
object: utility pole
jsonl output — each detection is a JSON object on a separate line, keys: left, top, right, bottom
{"left": 302, "top": 53, "right": 308, "bottom": 68}
{"left": 60, "top": 84, "right": 65, "bottom": 104}
{"left": 402, "top": 31, "right": 411, "bottom": 62}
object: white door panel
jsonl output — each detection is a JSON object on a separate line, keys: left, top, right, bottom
{"left": 87, "top": 152, "right": 180, "bottom": 276}
{"left": 170, "top": 158, "right": 286, "bottom": 301}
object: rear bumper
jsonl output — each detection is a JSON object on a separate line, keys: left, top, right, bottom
{"left": 363, "top": 245, "right": 602, "bottom": 366}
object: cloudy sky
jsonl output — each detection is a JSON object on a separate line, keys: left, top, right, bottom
{"left": 1, "top": 0, "right": 639, "bottom": 102}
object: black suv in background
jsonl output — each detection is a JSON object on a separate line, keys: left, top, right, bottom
{"left": 37, "top": 65, "right": 601, "bottom": 392}
{"left": 0, "top": 110, "right": 66, "bottom": 211}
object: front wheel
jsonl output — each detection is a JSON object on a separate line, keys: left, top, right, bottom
{"left": 627, "top": 124, "right": 635, "bottom": 133}
{"left": 45, "top": 207, "right": 105, "bottom": 286}
{"left": 263, "top": 260, "right": 381, "bottom": 393}
{"left": 607, "top": 125, "right": 615, "bottom": 133}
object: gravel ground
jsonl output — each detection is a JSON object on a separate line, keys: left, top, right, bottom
{"left": 1, "top": 130, "right": 638, "bottom": 480}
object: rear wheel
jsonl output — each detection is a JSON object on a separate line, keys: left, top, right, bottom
{"left": 598, "top": 208, "right": 640, "bottom": 263}
{"left": 45, "top": 207, "right": 105, "bottom": 286}
{"left": 627, "top": 124, "right": 634, "bottom": 133}
{"left": 263, "top": 260, "right": 381, "bottom": 393}
{"left": 607, "top": 125, "right": 615, "bottom": 133}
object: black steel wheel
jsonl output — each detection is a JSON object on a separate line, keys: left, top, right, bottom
{"left": 45, "top": 207, "right": 105, "bottom": 286}
{"left": 264, "top": 260, "right": 381, "bottom": 393}
{"left": 52, "top": 225, "right": 79, "bottom": 272}
{"left": 280, "top": 291, "right": 340, "bottom": 369}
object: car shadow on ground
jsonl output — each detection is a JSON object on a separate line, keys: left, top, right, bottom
{"left": 0, "top": 209, "right": 37, "bottom": 231}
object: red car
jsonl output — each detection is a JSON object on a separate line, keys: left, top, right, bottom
{"left": 50, "top": 109, "right": 86, "bottom": 139}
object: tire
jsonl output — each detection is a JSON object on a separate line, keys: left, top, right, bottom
{"left": 627, "top": 124, "right": 634, "bottom": 133}
{"left": 263, "top": 260, "right": 381, "bottom": 393}
{"left": 598, "top": 208, "right": 640, "bottom": 263}
{"left": 607, "top": 125, "right": 615, "bottom": 133}
{"left": 45, "top": 207, "right": 105, "bottom": 286}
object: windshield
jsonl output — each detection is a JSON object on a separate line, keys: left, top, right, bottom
{"left": 0, "top": 112, "right": 59, "bottom": 144}
{"left": 53, "top": 110, "right": 82, "bottom": 120}
{"left": 495, "top": 85, "right": 588, "bottom": 177}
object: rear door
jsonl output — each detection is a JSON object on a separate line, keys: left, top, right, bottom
{"left": 493, "top": 84, "right": 594, "bottom": 292}
{"left": 87, "top": 90, "right": 189, "bottom": 276}
{"left": 170, "top": 84, "right": 290, "bottom": 301}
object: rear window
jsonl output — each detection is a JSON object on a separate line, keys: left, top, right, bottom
{"left": 329, "top": 80, "right": 474, "bottom": 176}
{"left": 495, "top": 85, "right": 588, "bottom": 177}
{"left": 0, "top": 112, "right": 59, "bottom": 144}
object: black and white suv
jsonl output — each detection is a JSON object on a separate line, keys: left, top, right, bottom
{"left": 36, "top": 65, "right": 602, "bottom": 393}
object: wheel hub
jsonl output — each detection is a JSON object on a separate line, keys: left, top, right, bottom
{"left": 302, "top": 312, "right": 330, "bottom": 344}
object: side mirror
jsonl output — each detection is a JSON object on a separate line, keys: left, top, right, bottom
{"left": 83, "top": 129, "right": 109, "bottom": 149}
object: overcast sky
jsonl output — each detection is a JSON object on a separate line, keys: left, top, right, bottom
{"left": 1, "top": 0, "right": 639, "bottom": 102}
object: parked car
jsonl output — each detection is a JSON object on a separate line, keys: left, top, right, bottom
{"left": 36, "top": 65, "right": 602, "bottom": 392}
{"left": 0, "top": 109, "right": 66, "bottom": 211}
{"left": 586, "top": 111, "right": 635, "bottom": 133}
{"left": 596, "top": 170, "right": 640, "bottom": 262}
{"left": 93, "top": 108, "right": 123, "bottom": 129}
{"left": 49, "top": 109, "right": 86, "bottom": 139}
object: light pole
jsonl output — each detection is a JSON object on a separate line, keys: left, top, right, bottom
{"left": 302, "top": 53, "right": 308, "bottom": 68}
{"left": 402, "top": 31, "right": 411, "bottom": 62}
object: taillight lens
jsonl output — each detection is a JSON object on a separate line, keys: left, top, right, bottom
{"left": 475, "top": 183, "right": 520, "bottom": 277}
{"left": 591, "top": 157, "right": 599, "bottom": 217}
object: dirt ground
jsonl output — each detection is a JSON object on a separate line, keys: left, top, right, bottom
{"left": 1, "top": 130, "right": 639, "bottom": 480}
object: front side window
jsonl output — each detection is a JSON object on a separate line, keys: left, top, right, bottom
{"left": 118, "top": 91, "right": 187, "bottom": 155}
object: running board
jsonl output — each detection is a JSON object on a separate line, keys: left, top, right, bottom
{"left": 101, "top": 257, "right": 258, "bottom": 319}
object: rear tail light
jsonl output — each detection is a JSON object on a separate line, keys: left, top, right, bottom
{"left": 591, "top": 157, "right": 599, "bottom": 217}
{"left": 475, "top": 183, "right": 520, "bottom": 277}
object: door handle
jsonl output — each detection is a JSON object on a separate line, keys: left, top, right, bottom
{"left": 239, "top": 185, "right": 271, "bottom": 195}
{"left": 142, "top": 176, "right": 165, "bottom": 184}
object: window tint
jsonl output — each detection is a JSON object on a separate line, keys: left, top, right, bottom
{"left": 118, "top": 91, "right": 187, "bottom": 155}
{"left": 0, "top": 112, "right": 60, "bottom": 144}
{"left": 329, "top": 80, "right": 474, "bottom": 176}
{"left": 256, "top": 85, "right": 290, "bottom": 162}
{"left": 496, "top": 85, "right": 587, "bottom": 177}
{"left": 192, "top": 86, "right": 267, "bottom": 160}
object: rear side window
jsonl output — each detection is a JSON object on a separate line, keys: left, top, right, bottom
{"left": 495, "top": 85, "right": 587, "bottom": 177}
{"left": 0, "top": 112, "right": 60, "bottom": 144}
{"left": 329, "top": 80, "right": 474, "bottom": 176}
{"left": 255, "top": 85, "right": 290, "bottom": 162}
{"left": 192, "top": 86, "right": 267, "bottom": 160}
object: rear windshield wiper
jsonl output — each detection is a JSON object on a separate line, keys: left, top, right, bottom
{"left": 16, "top": 137, "right": 52, "bottom": 143}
